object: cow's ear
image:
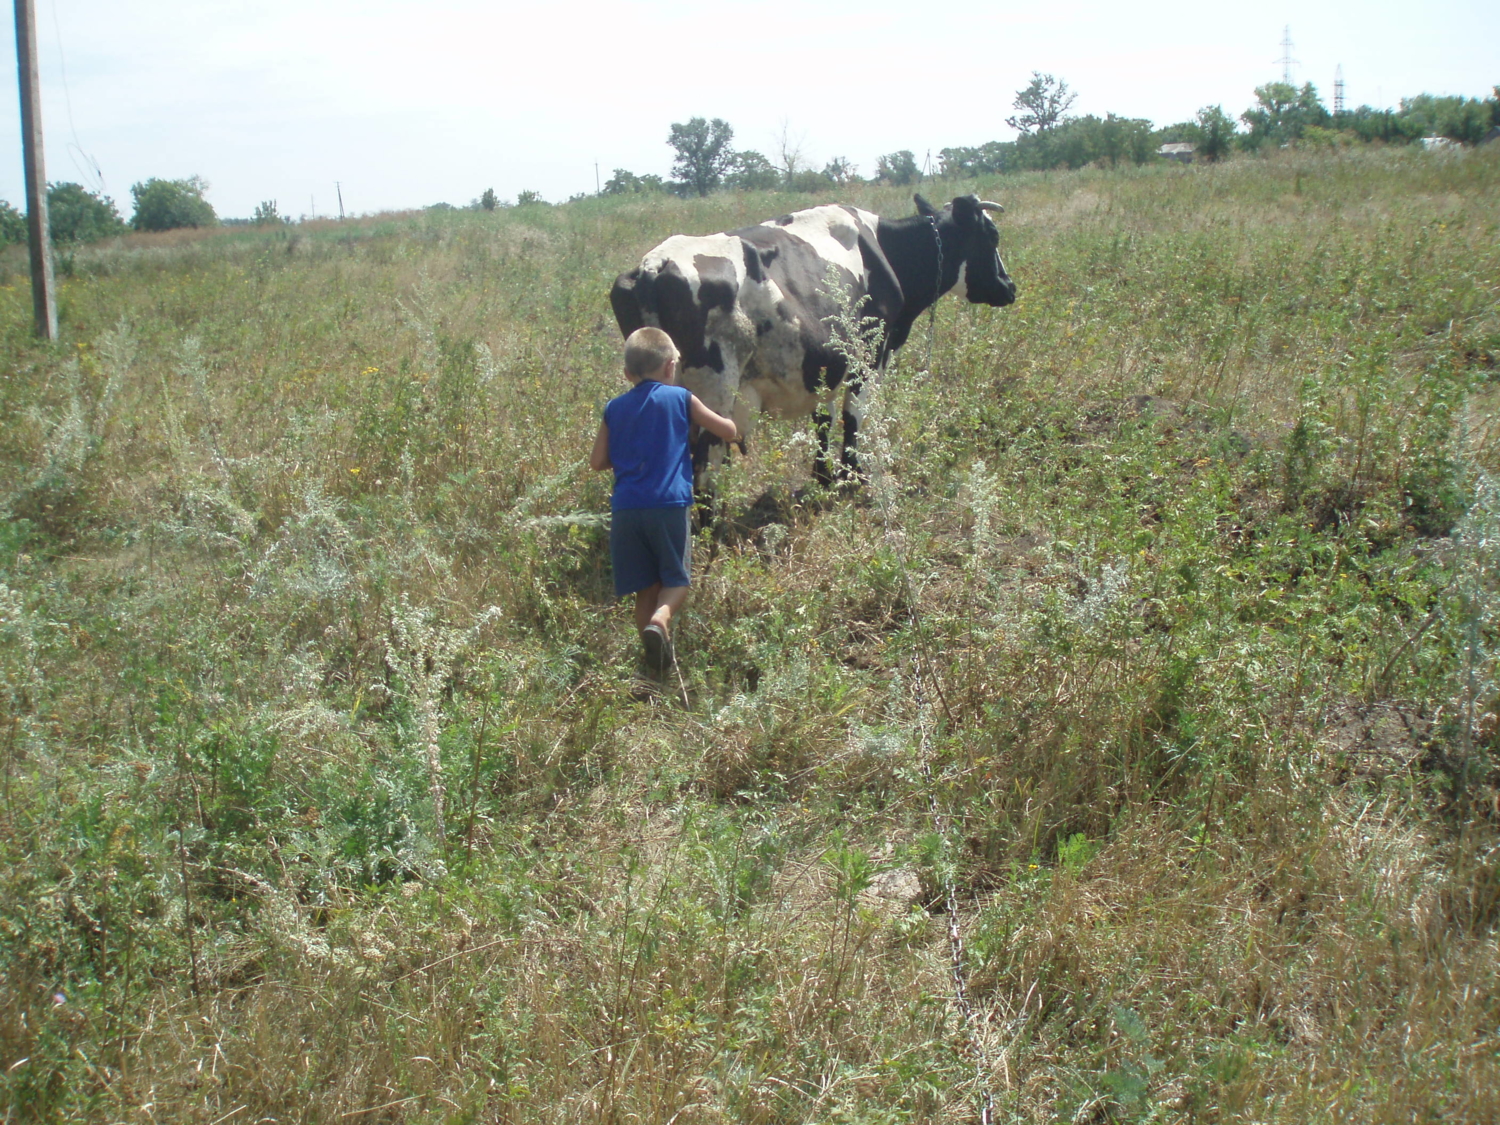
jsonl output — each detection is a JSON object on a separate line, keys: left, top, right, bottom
{"left": 913, "top": 194, "right": 938, "bottom": 217}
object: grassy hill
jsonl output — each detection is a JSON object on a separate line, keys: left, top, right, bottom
{"left": 2, "top": 146, "right": 1499, "bottom": 1123}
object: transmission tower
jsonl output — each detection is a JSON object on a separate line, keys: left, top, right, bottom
{"left": 1276, "top": 26, "right": 1299, "bottom": 84}
{"left": 1334, "top": 65, "right": 1345, "bottom": 117}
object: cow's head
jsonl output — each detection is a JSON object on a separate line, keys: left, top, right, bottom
{"left": 917, "top": 193, "right": 1016, "bottom": 307}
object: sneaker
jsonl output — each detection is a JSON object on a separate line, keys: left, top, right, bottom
{"left": 641, "top": 623, "right": 674, "bottom": 672}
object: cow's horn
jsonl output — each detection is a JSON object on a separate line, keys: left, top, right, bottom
{"left": 978, "top": 200, "right": 1005, "bottom": 213}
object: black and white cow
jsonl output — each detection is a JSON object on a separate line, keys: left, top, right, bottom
{"left": 609, "top": 194, "right": 1015, "bottom": 487}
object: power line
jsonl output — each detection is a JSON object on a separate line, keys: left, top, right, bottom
{"left": 48, "top": 0, "right": 104, "bottom": 194}
{"left": 1334, "top": 65, "right": 1345, "bottom": 118}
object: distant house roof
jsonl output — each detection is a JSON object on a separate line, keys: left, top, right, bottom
{"left": 1420, "top": 136, "right": 1456, "bottom": 151}
{"left": 1482, "top": 126, "right": 1500, "bottom": 145}
{"left": 1158, "top": 143, "right": 1196, "bottom": 155}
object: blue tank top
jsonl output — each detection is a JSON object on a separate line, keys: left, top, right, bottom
{"left": 604, "top": 381, "right": 693, "bottom": 510}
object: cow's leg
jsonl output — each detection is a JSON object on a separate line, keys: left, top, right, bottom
{"left": 839, "top": 376, "right": 869, "bottom": 482}
{"left": 812, "top": 406, "right": 834, "bottom": 487}
{"left": 810, "top": 384, "right": 840, "bottom": 487}
{"left": 730, "top": 383, "right": 757, "bottom": 460}
{"left": 690, "top": 424, "right": 731, "bottom": 528}
{"left": 684, "top": 352, "right": 747, "bottom": 522}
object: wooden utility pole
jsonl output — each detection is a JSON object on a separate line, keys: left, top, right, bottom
{"left": 13, "top": 0, "right": 56, "bottom": 340}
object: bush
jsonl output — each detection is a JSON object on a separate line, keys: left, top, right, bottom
{"left": 724, "top": 151, "right": 780, "bottom": 192}
{"left": 46, "top": 182, "right": 126, "bottom": 243}
{"left": 252, "top": 200, "right": 286, "bottom": 226}
{"left": 1399, "top": 93, "right": 1496, "bottom": 145}
{"left": 130, "top": 176, "right": 217, "bottom": 232}
{"left": 876, "top": 150, "right": 920, "bottom": 185}
{"left": 602, "top": 169, "right": 667, "bottom": 195}
{"left": 0, "top": 199, "right": 26, "bottom": 245}
{"left": 1013, "top": 114, "right": 1156, "bottom": 169}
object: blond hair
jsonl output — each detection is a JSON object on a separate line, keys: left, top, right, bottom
{"left": 623, "top": 326, "right": 678, "bottom": 378}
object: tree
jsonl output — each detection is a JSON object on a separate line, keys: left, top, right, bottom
{"left": 667, "top": 117, "right": 736, "bottom": 197}
{"left": 774, "top": 120, "right": 806, "bottom": 188}
{"left": 0, "top": 200, "right": 26, "bottom": 245}
{"left": 603, "top": 169, "right": 636, "bottom": 194}
{"left": 252, "top": 200, "right": 286, "bottom": 225}
{"left": 725, "top": 150, "right": 780, "bottom": 191}
{"left": 1151, "top": 119, "right": 1202, "bottom": 146}
{"left": 1036, "top": 114, "right": 1153, "bottom": 168}
{"left": 786, "top": 168, "right": 836, "bottom": 193}
{"left": 939, "top": 142, "right": 1012, "bottom": 177}
{"left": 130, "top": 177, "right": 217, "bottom": 231}
{"left": 1195, "top": 105, "right": 1238, "bottom": 161}
{"left": 480, "top": 188, "right": 498, "bottom": 211}
{"left": 1007, "top": 72, "right": 1077, "bottom": 136}
{"left": 822, "top": 156, "right": 858, "bottom": 185}
{"left": 1340, "top": 104, "right": 1415, "bottom": 145}
{"left": 1398, "top": 94, "right": 1494, "bottom": 145}
{"left": 515, "top": 190, "right": 545, "bottom": 206}
{"left": 602, "top": 169, "right": 666, "bottom": 195}
{"left": 1240, "top": 82, "right": 1330, "bottom": 149}
{"left": 47, "top": 182, "right": 125, "bottom": 243}
{"left": 876, "top": 150, "right": 920, "bottom": 185}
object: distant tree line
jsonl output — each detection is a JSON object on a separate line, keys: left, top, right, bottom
{"left": 603, "top": 117, "right": 863, "bottom": 198}
{"left": 937, "top": 75, "right": 1499, "bottom": 176}
{"left": 602, "top": 78, "right": 1500, "bottom": 198}
{"left": 932, "top": 75, "right": 1499, "bottom": 177}
{"left": 4, "top": 73, "right": 1494, "bottom": 241}
{"left": 0, "top": 176, "right": 219, "bottom": 247}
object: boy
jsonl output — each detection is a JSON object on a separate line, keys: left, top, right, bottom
{"left": 590, "top": 326, "right": 739, "bottom": 671}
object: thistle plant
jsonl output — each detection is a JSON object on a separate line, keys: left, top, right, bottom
{"left": 1448, "top": 469, "right": 1500, "bottom": 808}
{"left": 963, "top": 459, "right": 1001, "bottom": 557}
{"left": 1063, "top": 557, "right": 1132, "bottom": 635}
{"left": 822, "top": 265, "right": 897, "bottom": 511}
{"left": 20, "top": 323, "right": 127, "bottom": 498}
{"left": 385, "top": 596, "right": 503, "bottom": 848}
{"left": 0, "top": 581, "right": 41, "bottom": 809}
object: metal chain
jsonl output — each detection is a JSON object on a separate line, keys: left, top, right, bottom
{"left": 922, "top": 214, "right": 944, "bottom": 372}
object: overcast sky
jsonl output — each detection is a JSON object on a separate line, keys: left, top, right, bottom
{"left": 0, "top": 0, "right": 1494, "bottom": 219}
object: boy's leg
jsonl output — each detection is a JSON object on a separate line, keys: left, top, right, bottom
{"left": 639, "top": 507, "right": 692, "bottom": 638}
{"left": 648, "top": 586, "right": 689, "bottom": 636}
{"left": 640, "top": 585, "right": 688, "bottom": 673}
{"left": 633, "top": 583, "right": 688, "bottom": 635}
{"left": 634, "top": 583, "right": 662, "bottom": 634}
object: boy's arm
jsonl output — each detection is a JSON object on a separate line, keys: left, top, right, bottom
{"left": 689, "top": 395, "right": 739, "bottom": 444}
{"left": 589, "top": 422, "right": 612, "bottom": 472}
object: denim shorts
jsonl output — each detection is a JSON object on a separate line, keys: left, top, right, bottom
{"left": 610, "top": 505, "right": 692, "bottom": 597}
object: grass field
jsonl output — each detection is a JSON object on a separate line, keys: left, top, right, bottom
{"left": 2, "top": 145, "right": 1499, "bottom": 1123}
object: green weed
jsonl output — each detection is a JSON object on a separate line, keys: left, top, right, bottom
{"left": 1, "top": 147, "right": 1497, "bottom": 1123}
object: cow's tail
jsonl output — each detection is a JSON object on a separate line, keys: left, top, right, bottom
{"left": 609, "top": 265, "right": 660, "bottom": 337}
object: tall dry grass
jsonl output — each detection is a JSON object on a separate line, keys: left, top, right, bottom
{"left": 1, "top": 145, "right": 1498, "bottom": 1122}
